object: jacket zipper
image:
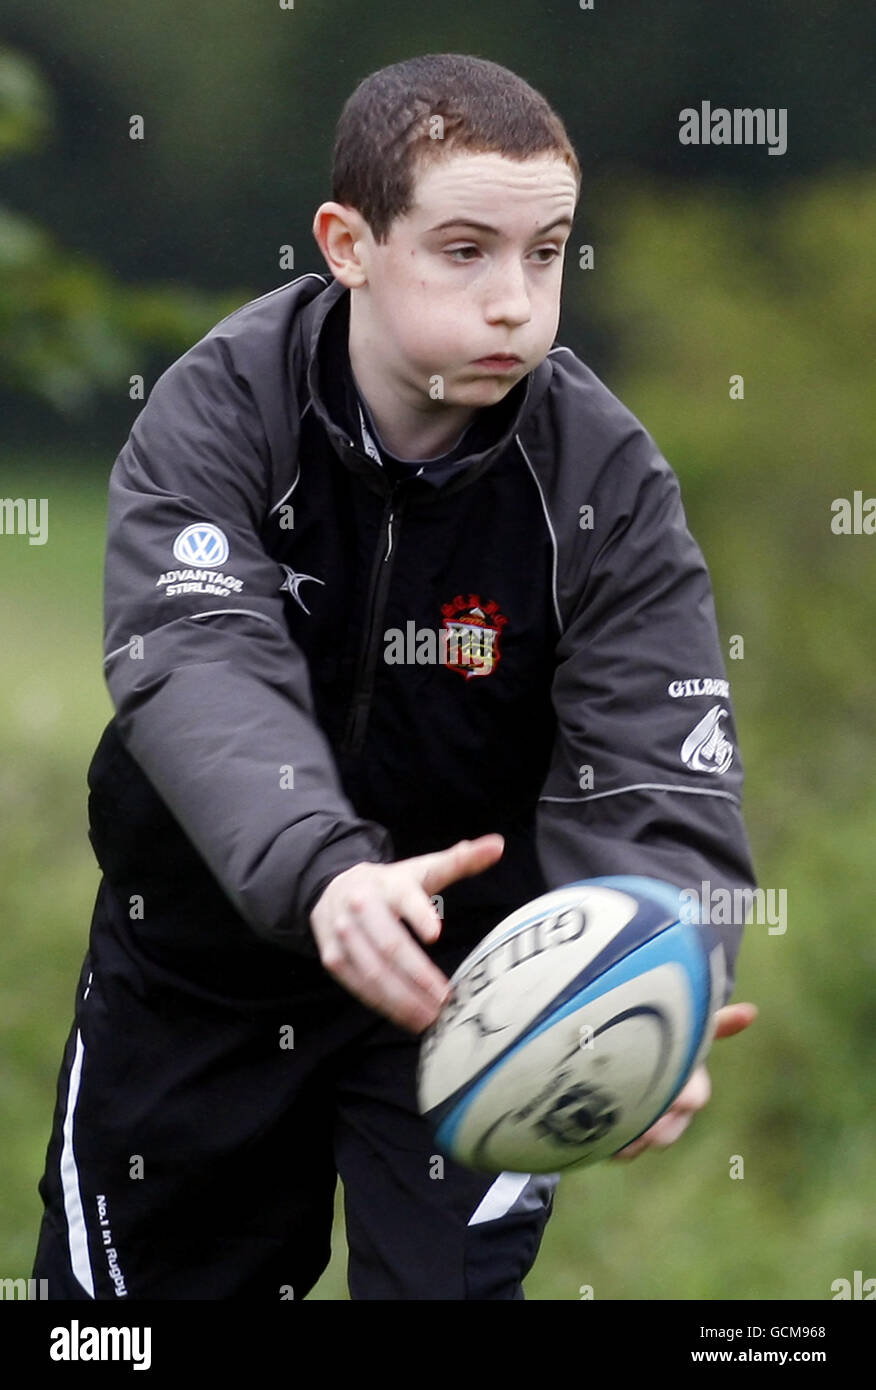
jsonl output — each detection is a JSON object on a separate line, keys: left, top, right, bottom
{"left": 341, "top": 482, "right": 406, "bottom": 756}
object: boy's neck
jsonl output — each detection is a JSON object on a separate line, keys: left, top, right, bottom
{"left": 347, "top": 320, "right": 478, "bottom": 462}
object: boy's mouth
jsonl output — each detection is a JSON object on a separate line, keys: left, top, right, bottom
{"left": 472, "top": 353, "right": 522, "bottom": 371}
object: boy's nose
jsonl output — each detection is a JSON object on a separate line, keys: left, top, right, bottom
{"left": 483, "top": 261, "right": 533, "bottom": 326}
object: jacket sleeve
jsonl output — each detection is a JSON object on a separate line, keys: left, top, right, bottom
{"left": 101, "top": 330, "right": 394, "bottom": 955}
{"left": 534, "top": 430, "right": 757, "bottom": 1005}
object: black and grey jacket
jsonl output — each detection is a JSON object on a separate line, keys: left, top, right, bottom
{"left": 87, "top": 272, "right": 756, "bottom": 1000}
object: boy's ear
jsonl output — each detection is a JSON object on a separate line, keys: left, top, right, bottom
{"left": 312, "top": 202, "right": 369, "bottom": 288}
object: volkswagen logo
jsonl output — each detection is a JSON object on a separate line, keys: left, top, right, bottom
{"left": 172, "top": 523, "right": 229, "bottom": 568}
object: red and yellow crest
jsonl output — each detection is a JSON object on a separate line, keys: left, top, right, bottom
{"left": 440, "top": 594, "right": 508, "bottom": 680}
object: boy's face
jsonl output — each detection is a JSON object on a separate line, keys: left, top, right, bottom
{"left": 322, "top": 151, "right": 578, "bottom": 410}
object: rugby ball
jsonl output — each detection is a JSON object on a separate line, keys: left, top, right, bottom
{"left": 417, "top": 876, "right": 725, "bottom": 1174}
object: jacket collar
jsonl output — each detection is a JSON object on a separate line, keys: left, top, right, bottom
{"left": 300, "top": 275, "right": 552, "bottom": 498}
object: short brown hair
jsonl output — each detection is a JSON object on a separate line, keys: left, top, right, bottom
{"left": 331, "top": 53, "right": 581, "bottom": 243}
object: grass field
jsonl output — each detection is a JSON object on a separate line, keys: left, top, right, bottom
{"left": 1, "top": 457, "right": 874, "bottom": 1302}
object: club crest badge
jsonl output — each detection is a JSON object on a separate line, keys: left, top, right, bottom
{"left": 440, "top": 593, "right": 508, "bottom": 680}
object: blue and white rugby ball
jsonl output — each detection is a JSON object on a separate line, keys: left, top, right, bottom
{"left": 417, "top": 876, "right": 726, "bottom": 1174}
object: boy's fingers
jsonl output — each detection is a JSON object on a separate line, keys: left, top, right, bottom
{"left": 310, "top": 839, "right": 504, "bottom": 1027}
{"left": 672, "top": 1064, "right": 711, "bottom": 1113}
{"left": 409, "top": 834, "right": 505, "bottom": 895}
{"left": 648, "top": 1111, "right": 692, "bottom": 1148}
{"left": 713, "top": 1001, "right": 758, "bottom": 1039}
{"left": 395, "top": 883, "right": 444, "bottom": 944}
{"left": 333, "top": 922, "right": 441, "bottom": 1033}
{"left": 349, "top": 895, "right": 450, "bottom": 1024}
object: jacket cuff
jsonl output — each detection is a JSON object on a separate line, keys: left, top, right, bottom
{"left": 284, "top": 825, "right": 397, "bottom": 957}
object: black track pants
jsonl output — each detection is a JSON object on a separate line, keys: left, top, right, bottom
{"left": 33, "top": 884, "right": 558, "bottom": 1301}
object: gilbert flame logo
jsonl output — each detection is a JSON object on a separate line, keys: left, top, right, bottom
{"left": 680, "top": 704, "right": 734, "bottom": 775}
{"left": 440, "top": 594, "right": 507, "bottom": 680}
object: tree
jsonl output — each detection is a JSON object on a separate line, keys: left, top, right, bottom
{"left": 0, "top": 46, "right": 250, "bottom": 417}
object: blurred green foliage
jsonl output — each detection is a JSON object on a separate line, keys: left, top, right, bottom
{"left": 1, "top": 164, "right": 873, "bottom": 1298}
{"left": 0, "top": 47, "right": 251, "bottom": 415}
{"left": 585, "top": 173, "right": 876, "bottom": 860}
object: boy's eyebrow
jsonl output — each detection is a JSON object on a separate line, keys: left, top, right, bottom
{"left": 427, "top": 215, "right": 573, "bottom": 237}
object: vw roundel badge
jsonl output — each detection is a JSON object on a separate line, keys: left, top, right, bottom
{"left": 172, "top": 523, "right": 230, "bottom": 568}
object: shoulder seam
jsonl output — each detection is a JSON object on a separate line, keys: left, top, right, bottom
{"left": 268, "top": 400, "right": 312, "bottom": 516}
{"left": 211, "top": 272, "right": 330, "bottom": 331}
{"left": 515, "top": 434, "right": 562, "bottom": 637}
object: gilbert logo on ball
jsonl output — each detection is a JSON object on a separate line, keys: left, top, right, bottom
{"left": 417, "top": 877, "right": 726, "bottom": 1174}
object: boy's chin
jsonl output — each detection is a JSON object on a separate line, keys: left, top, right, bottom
{"left": 448, "top": 369, "right": 524, "bottom": 401}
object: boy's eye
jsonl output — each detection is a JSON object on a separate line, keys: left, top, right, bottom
{"left": 444, "top": 245, "right": 562, "bottom": 263}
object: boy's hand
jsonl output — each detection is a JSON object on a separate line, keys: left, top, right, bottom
{"left": 309, "top": 834, "right": 505, "bottom": 1033}
{"left": 610, "top": 1001, "right": 758, "bottom": 1160}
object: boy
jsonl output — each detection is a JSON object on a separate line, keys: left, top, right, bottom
{"left": 33, "top": 53, "right": 756, "bottom": 1301}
